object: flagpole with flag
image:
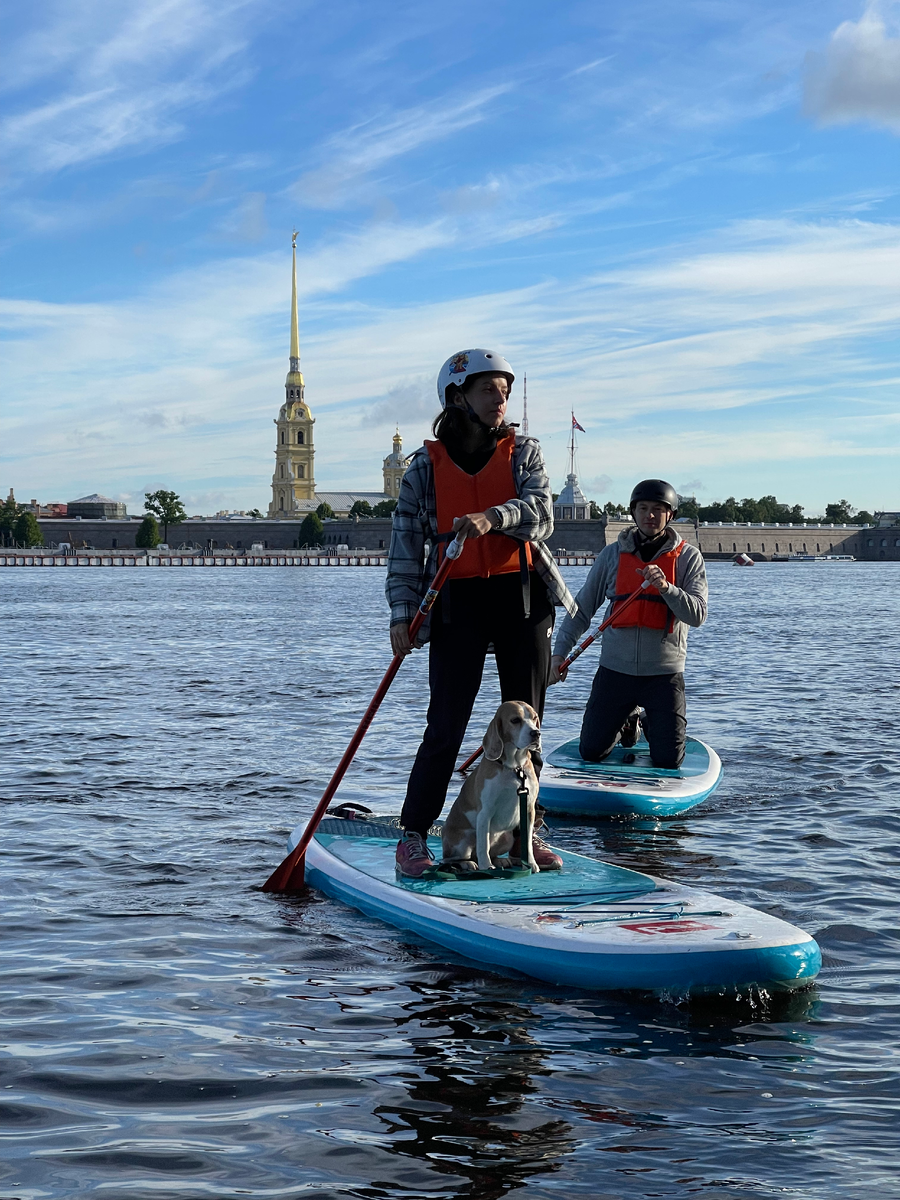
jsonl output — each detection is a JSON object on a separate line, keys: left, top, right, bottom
{"left": 568, "top": 411, "right": 586, "bottom": 478}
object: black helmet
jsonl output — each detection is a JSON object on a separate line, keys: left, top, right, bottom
{"left": 630, "top": 479, "right": 678, "bottom": 513}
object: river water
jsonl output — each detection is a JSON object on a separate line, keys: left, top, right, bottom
{"left": 2, "top": 562, "right": 899, "bottom": 1199}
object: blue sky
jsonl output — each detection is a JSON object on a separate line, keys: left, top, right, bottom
{"left": 2, "top": 0, "right": 899, "bottom": 515}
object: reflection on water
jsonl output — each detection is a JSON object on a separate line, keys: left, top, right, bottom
{"left": 2, "top": 563, "right": 899, "bottom": 1198}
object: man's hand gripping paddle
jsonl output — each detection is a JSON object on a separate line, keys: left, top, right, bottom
{"left": 262, "top": 537, "right": 465, "bottom": 894}
{"left": 456, "top": 576, "right": 651, "bottom": 775}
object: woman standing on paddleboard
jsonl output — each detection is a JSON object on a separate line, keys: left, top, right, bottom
{"left": 386, "top": 350, "right": 577, "bottom": 878}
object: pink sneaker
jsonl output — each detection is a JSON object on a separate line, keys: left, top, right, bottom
{"left": 531, "top": 830, "right": 563, "bottom": 871}
{"left": 395, "top": 831, "right": 436, "bottom": 878}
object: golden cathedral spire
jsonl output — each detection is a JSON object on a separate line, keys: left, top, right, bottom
{"left": 287, "top": 230, "right": 303, "bottom": 386}
{"left": 289, "top": 230, "right": 300, "bottom": 369}
{"left": 270, "top": 233, "right": 315, "bottom": 517}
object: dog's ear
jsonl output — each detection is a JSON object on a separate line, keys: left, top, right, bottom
{"left": 483, "top": 715, "right": 504, "bottom": 761}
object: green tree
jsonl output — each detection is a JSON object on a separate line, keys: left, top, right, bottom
{"left": 14, "top": 511, "right": 44, "bottom": 547}
{"left": 738, "top": 497, "right": 764, "bottom": 522}
{"left": 855, "top": 509, "right": 875, "bottom": 525}
{"left": 373, "top": 499, "right": 397, "bottom": 517}
{"left": 135, "top": 515, "right": 160, "bottom": 548}
{"left": 349, "top": 499, "right": 373, "bottom": 518}
{"left": 696, "top": 495, "right": 804, "bottom": 524}
{"left": 824, "top": 500, "right": 853, "bottom": 523}
{"left": 316, "top": 501, "right": 335, "bottom": 520}
{"left": 299, "top": 513, "right": 324, "bottom": 545}
{"left": 0, "top": 495, "right": 21, "bottom": 544}
{"left": 247, "top": 508, "right": 264, "bottom": 519}
{"left": 677, "top": 496, "right": 699, "bottom": 519}
{"left": 144, "top": 490, "right": 187, "bottom": 542}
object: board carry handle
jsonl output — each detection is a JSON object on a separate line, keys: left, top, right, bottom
{"left": 262, "top": 537, "right": 465, "bottom": 894}
{"left": 456, "top": 576, "right": 651, "bottom": 775}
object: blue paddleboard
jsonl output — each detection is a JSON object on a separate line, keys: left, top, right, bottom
{"left": 539, "top": 735, "right": 722, "bottom": 818}
{"left": 291, "top": 816, "right": 819, "bottom": 995}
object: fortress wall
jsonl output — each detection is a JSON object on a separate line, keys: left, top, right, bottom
{"left": 32, "top": 518, "right": 900, "bottom": 560}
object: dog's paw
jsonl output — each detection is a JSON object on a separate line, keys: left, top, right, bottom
{"left": 493, "top": 856, "right": 512, "bottom": 869}
{"left": 457, "top": 860, "right": 479, "bottom": 873}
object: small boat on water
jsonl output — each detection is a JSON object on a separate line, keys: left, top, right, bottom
{"left": 292, "top": 814, "right": 820, "bottom": 995}
{"left": 538, "top": 735, "right": 722, "bottom": 819}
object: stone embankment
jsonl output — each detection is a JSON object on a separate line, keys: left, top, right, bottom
{"left": 9, "top": 516, "right": 899, "bottom": 564}
{"left": 0, "top": 551, "right": 389, "bottom": 569}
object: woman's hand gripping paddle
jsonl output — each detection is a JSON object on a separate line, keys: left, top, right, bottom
{"left": 262, "top": 537, "right": 465, "bottom": 894}
{"left": 456, "top": 576, "right": 651, "bottom": 775}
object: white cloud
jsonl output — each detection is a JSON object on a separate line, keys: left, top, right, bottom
{"left": 584, "top": 474, "right": 613, "bottom": 495}
{"left": 291, "top": 86, "right": 511, "bottom": 209}
{"left": 366, "top": 378, "right": 435, "bottom": 429}
{"left": 218, "top": 191, "right": 268, "bottom": 242}
{"left": 804, "top": 6, "right": 900, "bottom": 132}
{"left": 0, "top": 0, "right": 258, "bottom": 181}
{"left": 3, "top": 215, "right": 900, "bottom": 509}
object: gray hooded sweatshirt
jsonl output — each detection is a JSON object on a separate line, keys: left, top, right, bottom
{"left": 553, "top": 526, "right": 708, "bottom": 676}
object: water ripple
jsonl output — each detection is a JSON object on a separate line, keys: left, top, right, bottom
{"left": 2, "top": 562, "right": 899, "bottom": 1199}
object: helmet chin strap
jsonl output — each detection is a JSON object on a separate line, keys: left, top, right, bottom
{"left": 463, "top": 399, "right": 505, "bottom": 436}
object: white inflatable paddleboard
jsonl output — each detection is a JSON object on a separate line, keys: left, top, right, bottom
{"left": 288, "top": 815, "right": 820, "bottom": 995}
{"left": 539, "top": 735, "right": 722, "bottom": 818}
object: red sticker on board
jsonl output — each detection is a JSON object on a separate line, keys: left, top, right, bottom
{"left": 620, "top": 920, "right": 716, "bottom": 935}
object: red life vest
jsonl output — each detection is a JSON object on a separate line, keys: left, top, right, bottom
{"left": 609, "top": 540, "right": 685, "bottom": 631}
{"left": 426, "top": 436, "right": 532, "bottom": 580}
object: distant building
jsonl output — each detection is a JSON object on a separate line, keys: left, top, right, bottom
{"left": 68, "top": 494, "right": 127, "bottom": 519}
{"left": 383, "top": 430, "right": 411, "bottom": 499}
{"left": 19, "top": 494, "right": 68, "bottom": 517}
{"left": 554, "top": 473, "right": 589, "bottom": 521}
{"left": 875, "top": 511, "right": 900, "bottom": 526}
{"left": 269, "top": 234, "right": 316, "bottom": 517}
{"left": 267, "top": 237, "right": 409, "bottom": 519}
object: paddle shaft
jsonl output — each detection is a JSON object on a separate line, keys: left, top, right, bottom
{"left": 456, "top": 578, "right": 652, "bottom": 775}
{"left": 558, "top": 578, "right": 651, "bottom": 671}
{"left": 262, "top": 538, "right": 464, "bottom": 894}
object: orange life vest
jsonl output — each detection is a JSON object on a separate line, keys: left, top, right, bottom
{"left": 609, "top": 540, "right": 685, "bottom": 631}
{"left": 426, "top": 436, "right": 532, "bottom": 580}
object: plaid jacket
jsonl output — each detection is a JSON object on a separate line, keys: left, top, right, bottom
{"left": 385, "top": 435, "right": 577, "bottom": 635}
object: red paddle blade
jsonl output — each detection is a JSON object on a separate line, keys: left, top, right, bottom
{"left": 262, "top": 848, "right": 306, "bottom": 894}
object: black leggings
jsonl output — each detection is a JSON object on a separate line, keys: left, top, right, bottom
{"left": 579, "top": 666, "right": 686, "bottom": 769}
{"left": 400, "top": 573, "right": 553, "bottom": 835}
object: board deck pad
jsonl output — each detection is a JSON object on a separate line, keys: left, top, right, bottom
{"left": 546, "top": 736, "right": 710, "bottom": 778}
{"left": 315, "top": 831, "right": 657, "bottom": 904}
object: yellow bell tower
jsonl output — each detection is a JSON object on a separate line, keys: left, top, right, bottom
{"left": 382, "top": 428, "right": 410, "bottom": 498}
{"left": 270, "top": 233, "right": 315, "bottom": 517}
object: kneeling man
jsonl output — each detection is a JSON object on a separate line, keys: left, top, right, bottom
{"left": 550, "top": 479, "right": 707, "bottom": 768}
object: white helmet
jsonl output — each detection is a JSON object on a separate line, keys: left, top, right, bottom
{"left": 436, "top": 349, "right": 515, "bottom": 408}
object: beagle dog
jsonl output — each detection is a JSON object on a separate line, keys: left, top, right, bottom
{"left": 442, "top": 701, "right": 541, "bottom": 873}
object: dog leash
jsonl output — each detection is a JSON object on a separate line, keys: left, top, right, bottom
{"left": 516, "top": 767, "right": 533, "bottom": 868}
